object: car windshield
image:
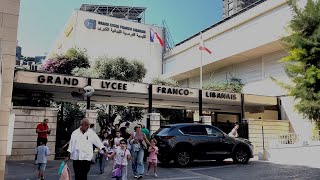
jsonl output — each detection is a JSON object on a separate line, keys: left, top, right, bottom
{"left": 154, "top": 126, "right": 173, "bottom": 135}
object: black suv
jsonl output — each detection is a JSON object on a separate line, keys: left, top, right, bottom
{"left": 153, "top": 123, "right": 253, "bottom": 167}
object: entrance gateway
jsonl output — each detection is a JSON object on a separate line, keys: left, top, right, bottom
{"left": 13, "top": 70, "right": 280, "bottom": 128}
{"left": 11, "top": 70, "right": 282, "bottom": 159}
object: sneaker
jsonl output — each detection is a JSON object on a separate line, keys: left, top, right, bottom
{"left": 134, "top": 175, "right": 138, "bottom": 178}
{"left": 146, "top": 172, "right": 149, "bottom": 176}
{"left": 137, "top": 175, "right": 143, "bottom": 179}
{"left": 154, "top": 173, "right": 158, "bottom": 177}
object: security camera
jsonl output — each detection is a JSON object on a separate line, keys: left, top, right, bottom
{"left": 83, "top": 86, "right": 95, "bottom": 97}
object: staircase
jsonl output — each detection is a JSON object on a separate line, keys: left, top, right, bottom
{"left": 280, "top": 96, "right": 313, "bottom": 139}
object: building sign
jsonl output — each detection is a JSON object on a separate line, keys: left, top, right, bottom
{"left": 84, "top": 19, "right": 147, "bottom": 39}
{"left": 37, "top": 75, "right": 79, "bottom": 86}
{"left": 84, "top": 19, "right": 96, "bottom": 29}
{"left": 203, "top": 90, "right": 241, "bottom": 102}
{"left": 153, "top": 85, "right": 198, "bottom": 98}
{"left": 91, "top": 79, "right": 148, "bottom": 94}
{"left": 14, "top": 71, "right": 87, "bottom": 88}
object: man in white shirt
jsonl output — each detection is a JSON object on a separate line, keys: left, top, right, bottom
{"left": 65, "top": 118, "right": 107, "bottom": 180}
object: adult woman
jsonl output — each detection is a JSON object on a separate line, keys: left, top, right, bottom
{"left": 129, "top": 124, "right": 150, "bottom": 179}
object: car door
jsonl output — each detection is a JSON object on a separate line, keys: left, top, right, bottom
{"left": 182, "top": 125, "right": 209, "bottom": 159}
{"left": 205, "top": 126, "right": 233, "bottom": 158}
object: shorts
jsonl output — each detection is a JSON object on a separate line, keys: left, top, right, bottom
{"left": 37, "top": 163, "right": 46, "bottom": 171}
{"left": 148, "top": 158, "right": 157, "bottom": 164}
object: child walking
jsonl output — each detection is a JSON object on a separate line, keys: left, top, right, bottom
{"left": 35, "top": 139, "right": 50, "bottom": 180}
{"left": 146, "top": 138, "right": 158, "bottom": 177}
{"left": 99, "top": 132, "right": 111, "bottom": 174}
{"left": 114, "top": 130, "right": 124, "bottom": 148}
{"left": 108, "top": 139, "right": 131, "bottom": 180}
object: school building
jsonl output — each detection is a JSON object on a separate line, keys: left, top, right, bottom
{"left": 0, "top": 0, "right": 314, "bottom": 179}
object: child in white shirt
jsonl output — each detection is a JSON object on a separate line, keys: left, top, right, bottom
{"left": 108, "top": 139, "right": 131, "bottom": 180}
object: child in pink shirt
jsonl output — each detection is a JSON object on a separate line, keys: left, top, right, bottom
{"left": 146, "top": 138, "right": 158, "bottom": 177}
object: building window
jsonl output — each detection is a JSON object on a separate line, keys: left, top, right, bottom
{"left": 228, "top": 9, "right": 234, "bottom": 16}
{"left": 228, "top": 2, "right": 234, "bottom": 9}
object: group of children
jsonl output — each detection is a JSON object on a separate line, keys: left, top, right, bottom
{"left": 35, "top": 125, "right": 159, "bottom": 180}
{"left": 99, "top": 129, "right": 159, "bottom": 179}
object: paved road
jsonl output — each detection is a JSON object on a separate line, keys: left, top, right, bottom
{"left": 5, "top": 159, "right": 320, "bottom": 180}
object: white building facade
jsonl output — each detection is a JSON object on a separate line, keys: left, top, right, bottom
{"left": 50, "top": 8, "right": 165, "bottom": 82}
{"left": 162, "top": 0, "right": 312, "bottom": 138}
{"left": 49, "top": 0, "right": 312, "bottom": 138}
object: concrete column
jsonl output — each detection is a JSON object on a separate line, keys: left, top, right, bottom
{"left": 200, "top": 116, "right": 211, "bottom": 125}
{"left": 148, "top": 113, "right": 160, "bottom": 135}
{"left": 0, "top": 0, "right": 21, "bottom": 178}
{"left": 85, "top": 109, "right": 98, "bottom": 132}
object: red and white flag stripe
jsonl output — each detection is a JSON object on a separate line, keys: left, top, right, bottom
{"left": 199, "top": 40, "right": 212, "bottom": 54}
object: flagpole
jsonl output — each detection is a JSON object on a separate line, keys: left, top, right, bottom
{"left": 200, "top": 49, "right": 203, "bottom": 90}
{"left": 200, "top": 33, "right": 203, "bottom": 90}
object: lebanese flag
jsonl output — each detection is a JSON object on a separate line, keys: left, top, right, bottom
{"left": 199, "top": 39, "right": 212, "bottom": 54}
{"left": 150, "top": 28, "right": 164, "bottom": 47}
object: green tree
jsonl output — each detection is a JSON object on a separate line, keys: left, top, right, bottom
{"left": 274, "top": 0, "right": 320, "bottom": 121}
{"left": 56, "top": 103, "right": 85, "bottom": 148}
{"left": 73, "top": 56, "right": 146, "bottom": 82}
{"left": 12, "top": 91, "right": 53, "bottom": 107}
{"left": 73, "top": 56, "right": 147, "bottom": 125}
{"left": 152, "top": 76, "right": 179, "bottom": 87}
{"left": 203, "top": 78, "right": 244, "bottom": 93}
{"left": 42, "top": 48, "right": 90, "bottom": 74}
{"left": 21, "top": 55, "right": 36, "bottom": 62}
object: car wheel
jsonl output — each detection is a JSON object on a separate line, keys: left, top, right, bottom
{"left": 232, "top": 147, "right": 250, "bottom": 164}
{"left": 175, "top": 151, "right": 192, "bottom": 167}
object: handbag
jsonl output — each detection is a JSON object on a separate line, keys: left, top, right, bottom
{"left": 58, "top": 161, "right": 65, "bottom": 175}
{"left": 59, "top": 163, "right": 72, "bottom": 180}
{"left": 111, "top": 164, "right": 122, "bottom": 178}
{"left": 111, "top": 148, "right": 127, "bottom": 178}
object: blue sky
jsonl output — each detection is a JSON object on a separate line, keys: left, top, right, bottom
{"left": 18, "top": 0, "right": 222, "bottom": 57}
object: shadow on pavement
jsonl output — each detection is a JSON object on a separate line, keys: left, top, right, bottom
{"left": 158, "top": 159, "right": 236, "bottom": 168}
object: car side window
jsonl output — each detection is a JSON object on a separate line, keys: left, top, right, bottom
{"left": 189, "top": 126, "right": 207, "bottom": 135}
{"left": 206, "top": 126, "right": 223, "bottom": 137}
{"left": 179, "top": 126, "right": 190, "bottom": 134}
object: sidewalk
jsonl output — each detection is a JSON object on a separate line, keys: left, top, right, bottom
{"left": 5, "top": 160, "right": 180, "bottom": 180}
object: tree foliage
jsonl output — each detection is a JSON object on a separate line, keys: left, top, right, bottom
{"left": 12, "top": 91, "right": 53, "bottom": 107}
{"left": 276, "top": 0, "right": 320, "bottom": 121}
{"left": 203, "top": 78, "right": 244, "bottom": 93}
{"left": 73, "top": 56, "right": 147, "bottom": 126}
{"left": 41, "top": 48, "right": 90, "bottom": 74}
{"left": 56, "top": 103, "right": 85, "bottom": 148}
{"left": 72, "top": 56, "right": 146, "bottom": 82}
{"left": 152, "top": 76, "right": 179, "bottom": 87}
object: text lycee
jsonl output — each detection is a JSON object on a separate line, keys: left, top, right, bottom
{"left": 101, "top": 81, "right": 128, "bottom": 91}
